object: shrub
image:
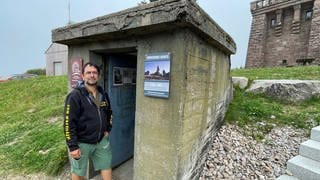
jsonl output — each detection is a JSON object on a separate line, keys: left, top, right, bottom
{"left": 26, "top": 68, "right": 46, "bottom": 75}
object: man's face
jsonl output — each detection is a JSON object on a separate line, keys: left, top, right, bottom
{"left": 82, "top": 65, "right": 99, "bottom": 86}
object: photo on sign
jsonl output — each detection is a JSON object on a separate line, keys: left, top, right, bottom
{"left": 144, "top": 60, "right": 170, "bottom": 81}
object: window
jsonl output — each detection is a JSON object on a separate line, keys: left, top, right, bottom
{"left": 305, "top": 10, "right": 312, "bottom": 20}
{"left": 271, "top": 19, "right": 276, "bottom": 27}
{"left": 282, "top": 60, "right": 287, "bottom": 66}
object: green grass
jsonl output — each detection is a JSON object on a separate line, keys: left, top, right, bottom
{"left": 0, "top": 76, "right": 68, "bottom": 176}
{"left": 232, "top": 65, "right": 320, "bottom": 80}
{"left": 227, "top": 65, "right": 320, "bottom": 141}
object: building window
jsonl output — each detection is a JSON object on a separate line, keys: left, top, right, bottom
{"left": 271, "top": 19, "right": 276, "bottom": 27}
{"left": 305, "top": 10, "right": 312, "bottom": 20}
{"left": 282, "top": 60, "right": 287, "bottom": 66}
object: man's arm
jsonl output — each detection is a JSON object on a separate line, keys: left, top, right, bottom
{"left": 63, "top": 92, "right": 81, "bottom": 152}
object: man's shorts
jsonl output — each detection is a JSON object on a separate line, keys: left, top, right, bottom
{"left": 70, "top": 136, "right": 112, "bottom": 177}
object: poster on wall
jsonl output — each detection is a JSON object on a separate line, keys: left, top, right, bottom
{"left": 70, "top": 58, "right": 83, "bottom": 88}
{"left": 113, "top": 67, "right": 136, "bottom": 86}
{"left": 144, "top": 52, "right": 171, "bottom": 98}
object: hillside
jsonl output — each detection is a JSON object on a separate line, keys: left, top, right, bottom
{"left": 228, "top": 65, "right": 320, "bottom": 140}
{"left": 0, "top": 76, "right": 68, "bottom": 176}
{"left": 0, "top": 66, "right": 319, "bottom": 177}
{"left": 231, "top": 65, "right": 320, "bottom": 80}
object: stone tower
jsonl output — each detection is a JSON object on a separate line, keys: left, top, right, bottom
{"left": 246, "top": 0, "right": 320, "bottom": 68}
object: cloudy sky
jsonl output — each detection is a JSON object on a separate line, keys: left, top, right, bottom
{"left": 0, "top": 0, "right": 252, "bottom": 77}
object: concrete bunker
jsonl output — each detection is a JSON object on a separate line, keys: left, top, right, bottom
{"left": 52, "top": 0, "right": 236, "bottom": 179}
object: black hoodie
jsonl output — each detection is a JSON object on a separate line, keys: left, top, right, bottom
{"left": 63, "top": 82, "right": 112, "bottom": 151}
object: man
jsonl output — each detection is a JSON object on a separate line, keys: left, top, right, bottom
{"left": 64, "top": 62, "right": 112, "bottom": 180}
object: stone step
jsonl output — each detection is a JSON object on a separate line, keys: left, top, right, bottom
{"left": 311, "top": 126, "right": 320, "bottom": 142}
{"left": 287, "top": 155, "right": 320, "bottom": 180}
{"left": 276, "top": 175, "right": 299, "bottom": 180}
{"left": 300, "top": 139, "right": 320, "bottom": 162}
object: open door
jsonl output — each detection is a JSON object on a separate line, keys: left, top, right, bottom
{"left": 106, "top": 53, "right": 136, "bottom": 167}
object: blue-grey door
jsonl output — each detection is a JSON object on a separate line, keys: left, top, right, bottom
{"left": 106, "top": 54, "right": 136, "bottom": 167}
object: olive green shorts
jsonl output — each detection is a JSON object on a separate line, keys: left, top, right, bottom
{"left": 70, "top": 136, "right": 112, "bottom": 177}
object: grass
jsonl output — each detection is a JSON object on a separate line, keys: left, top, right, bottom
{"left": 0, "top": 65, "right": 319, "bottom": 176}
{"left": 226, "top": 65, "right": 320, "bottom": 141}
{"left": 0, "top": 76, "right": 68, "bottom": 176}
{"left": 232, "top": 65, "right": 320, "bottom": 80}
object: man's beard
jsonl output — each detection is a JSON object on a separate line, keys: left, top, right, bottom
{"left": 85, "top": 80, "right": 97, "bottom": 86}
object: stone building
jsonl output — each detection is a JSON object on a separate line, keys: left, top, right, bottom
{"left": 45, "top": 43, "right": 68, "bottom": 76}
{"left": 52, "top": 0, "right": 235, "bottom": 179}
{"left": 246, "top": 0, "right": 320, "bottom": 68}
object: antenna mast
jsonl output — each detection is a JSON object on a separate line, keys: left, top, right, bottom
{"left": 67, "top": 0, "right": 71, "bottom": 25}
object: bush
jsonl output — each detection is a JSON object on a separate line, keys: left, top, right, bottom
{"left": 26, "top": 68, "right": 46, "bottom": 75}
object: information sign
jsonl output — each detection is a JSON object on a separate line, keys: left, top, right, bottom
{"left": 144, "top": 52, "right": 171, "bottom": 98}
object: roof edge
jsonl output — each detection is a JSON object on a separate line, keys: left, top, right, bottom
{"left": 52, "top": 0, "right": 236, "bottom": 54}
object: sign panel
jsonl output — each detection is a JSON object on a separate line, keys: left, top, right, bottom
{"left": 70, "top": 58, "right": 83, "bottom": 88}
{"left": 144, "top": 52, "right": 171, "bottom": 98}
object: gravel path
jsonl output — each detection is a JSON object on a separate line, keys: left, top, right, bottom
{"left": 199, "top": 124, "right": 308, "bottom": 180}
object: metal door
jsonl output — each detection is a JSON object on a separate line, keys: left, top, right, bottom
{"left": 106, "top": 54, "right": 136, "bottom": 167}
{"left": 54, "top": 62, "right": 63, "bottom": 76}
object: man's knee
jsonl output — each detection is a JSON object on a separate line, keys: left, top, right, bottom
{"left": 71, "top": 173, "right": 85, "bottom": 180}
{"left": 100, "top": 169, "right": 112, "bottom": 180}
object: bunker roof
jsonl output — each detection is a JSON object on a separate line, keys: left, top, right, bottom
{"left": 52, "top": 0, "right": 236, "bottom": 54}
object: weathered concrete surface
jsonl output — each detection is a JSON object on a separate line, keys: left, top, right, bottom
{"left": 52, "top": 0, "right": 236, "bottom": 179}
{"left": 133, "top": 28, "right": 233, "bottom": 180}
{"left": 177, "top": 32, "right": 233, "bottom": 180}
{"left": 246, "top": 80, "right": 320, "bottom": 102}
{"left": 52, "top": 0, "right": 236, "bottom": 55}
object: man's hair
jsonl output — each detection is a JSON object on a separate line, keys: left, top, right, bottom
{"left": 82, "top": 62, "right": 100, "bottom": 75}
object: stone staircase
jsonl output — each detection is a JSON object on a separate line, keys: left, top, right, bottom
{"left": 278, "top": 126, "right": 320, "bottom": 180}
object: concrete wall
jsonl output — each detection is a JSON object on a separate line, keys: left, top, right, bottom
{"left": 179, "top": 31, "right": 232, "bottom": 179}
{"left": 135, "top": 29, "right": 232, "bottom": 179}
{"left": 134, "top": 31, "right": 183, "bottom": 179}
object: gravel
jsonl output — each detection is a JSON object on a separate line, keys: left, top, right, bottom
{"left": 1, "top": 124, "right": 308, "bottom": 179}
{"left": 199, "top": 124, "right": 308, "bottom": 180}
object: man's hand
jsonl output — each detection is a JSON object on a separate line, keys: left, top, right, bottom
{"left": 70, "top": 149, "right": 81, "bottom": 159}
{"left": 104, "top": 131, "right": 109, "bottom": 137}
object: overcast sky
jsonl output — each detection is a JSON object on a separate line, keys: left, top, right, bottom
{"left": 0, "top": 0, "right": 252, "bottom": 77}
